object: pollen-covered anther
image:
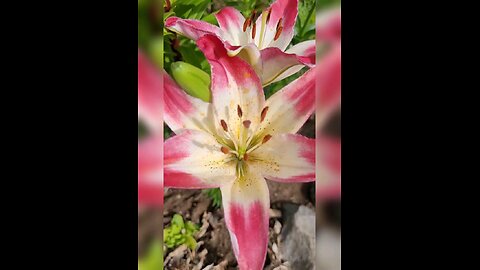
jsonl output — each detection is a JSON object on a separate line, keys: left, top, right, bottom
{"left": 274, "top": 18, "right": 283, "bottom": 41}
{"left": 276, "top": 18, "right": 283, "bottom": 30}
{"left": 274, "top": 26, "right": 283, "bottom": 41}
{"left": 266, "top": 8, "right": 271, "bottom": 23}
{"left": 220, "top": 119, "right": 228, "bottom": 132}
{"left": 243, "top": 153, "right": 249, "bottom": 161}
{"left": 243, "top": 18, "right": 251, "bottom": 32}
{"left": 220, "top": 146, "right": 230, "bottom": 154}
{"left": 250, "top": 10, "right": 257, "bottom": 22}
{"left": 262, "top": 134, "right": 272, "bottom": 144}
{"left": 237, "top": 105, "right": 243, "bottom": 117}
{"left": 260, "top": 106, "right": 269, "bottom": 122}
{"left": 243, "top": 120, "right": 251, "bottom": 128}
{"left": 251, "top": 22, "right": 257, "bottom": 39}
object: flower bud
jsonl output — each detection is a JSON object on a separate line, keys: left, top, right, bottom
{"left": 171, "top": 61, "right": 211, "bottom": 102}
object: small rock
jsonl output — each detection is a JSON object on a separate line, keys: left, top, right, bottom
{"left": 269, "top": 208, "right": 282, "bottom": 218}
{"left": 274, "top": 220, "right": 282, "bottom": 234}
{"left": 272, "top": 243, "right": 279, "bottom": 256}
{"left": 279, "top": 205, "right": 315, "bottom": 269}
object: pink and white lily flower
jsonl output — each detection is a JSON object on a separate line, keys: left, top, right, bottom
{"left": 138, "top": 51, "right": 164, "bottom": 206}
{"left": 161, "top": 34, "right": 315, "bottom": 269}
{"left": 316, "top": 9, "right": 341, "bottom": 200}
{"left": 165, "top": 0, "right": 315, "bottom": 87}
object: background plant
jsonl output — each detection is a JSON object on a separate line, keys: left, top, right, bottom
{"left": 163, "top": 214, "right": 199, "bottom": 250}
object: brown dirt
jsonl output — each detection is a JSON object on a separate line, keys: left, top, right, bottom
{"left": 160, "top": 180, "right": 314, "bottom": 269}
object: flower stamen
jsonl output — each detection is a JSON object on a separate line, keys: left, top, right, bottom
{"left": 258, "top": 9, "right": 270, "bottom": 48}
{"left": 250, "top": 10, "right": 257, "bottom": 23}
{"left": 260, "top": 106, "right": 269, "bottom": 122}
{"left": 220, "top": 119, "right": 228, "bottom": 132}
{"left": 237, "top": 105, "right": 243, "bottom": 118}
{"left": 251, "top": 22, "right": 257, "bottom": 39}
{"left": 242, "top": 120, "right": 251, "bottom": 128}
{"left": 262, "top": 134, "right": 272, "bottom": 144}
{"left": 243, "top": 18, "right": 251, "bottom": 32}
{"left": 274, "top": 18, "right": 283, "bottom": 41}
{"left": 266, "top": 8, "right": 271, "bottom": 23}
{"left": 220, "top": 146, "right": 230, "bottom": 154}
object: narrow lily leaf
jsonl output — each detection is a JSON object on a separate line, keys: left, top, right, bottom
{"left": 171, "top": 61, "right": 211, "bottom": 102}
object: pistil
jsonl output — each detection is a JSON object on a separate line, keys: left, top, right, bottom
{"left": 258, "top": 9, "right": 270, "bottom": 48}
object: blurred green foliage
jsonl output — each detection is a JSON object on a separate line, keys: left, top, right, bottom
{"left": 138, "top": 240, "right": 163, "bottom": 270}
{"left": 204, "top": 188, "right": 222, "bottom": 208}
{"left": 318, "top": 0, "right": 341, "bottom": 10}
{"left": 164, "top": 214, "right": 199, "bottom": 250}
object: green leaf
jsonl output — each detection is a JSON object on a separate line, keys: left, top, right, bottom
{"left": 163, "top": 214, "right": 199, "bottom": 251}
{"left": 138, "top": 240, "right": 163, "bottom": 270}
{"left": 295, "top": 0, "right": 316, "bottom": 39}
{"left": 203, "top": 188, "right": 222, "bottom": 208}
{"left": 171, "top": 214, "right": 185, "bottom": 228}
{"left": 185, "top": 235, "right": 197, "bottom": 250}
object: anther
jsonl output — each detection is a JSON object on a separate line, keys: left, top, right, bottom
{"left": 252, "top": 22, "right": 257, "bottom": 39}
{"left": 165, "top": 0, "right": 171, "bottom": 12}
{"left": 262, "top": 134, "right": 272, "bottom": 144}
{"left": 243, "top": 120, "right": 251, "bottom": 128}
{"left": 243, "top": 153, "right": 249, "bottom": 161}
{"left": 237, "top": 105, "right": 243, "bottom": 117}
{"left": 260, "top": 106, "right": 269, "bottom": 122}
{"left": 266, "top": 8, "right": 271, "bottom": 23}
{"left": 220, "top": 146, "right": 230, "bottom": 154}
{"left": 243, "top": 18, "right": 251, "bottom": 32}
{"left": 220, "top": 119, "right": 228, "bottom": 132}
{"left": 274, "top": 26, "right": 283, "bottom": 41}
{"left": 276, "top": 18, "right": 283, "bottom": 30}
{"left": 250, "top": 10, "right": 257, "bottom": 22}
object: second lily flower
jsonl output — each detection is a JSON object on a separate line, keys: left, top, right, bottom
{"left": 165, "top": 0, "right": 315, "bottom": 87}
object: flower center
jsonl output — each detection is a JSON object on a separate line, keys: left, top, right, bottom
{"left": 217, "top": 105, "right": 271, "bottom": 163}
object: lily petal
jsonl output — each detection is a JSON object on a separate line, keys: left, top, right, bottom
{"left": 316, "top": 136, "right": 341, "bottom": 199}
{"left": 264, "top": 40, "right": 316, "bottom": 84}
{"left": 163, "top": 70, "right": 217, "bottom": 135}
{"left": 257, "top": 66, "right": 316, "bottom": 136}
{"left": 164, "top": 129, "right": 236, "bottom": 189}
{"left": 197, "top": 34, "right": 265, "bottom": 141}
{"left": 165, "top": 17, "right": 220, "bottom": 40}
{"left": 220, "top": 167, "right": 270, "bottom": 270}
{"left": 138, "top": 50, "right": 163, "bottom": 133}
{"left": 251, "top": 134, "right": 315, "bottom": 182}
{"left": 215, "top": 7, "right": 248, "bottom": 46}
{"left": 317, "top": 8, "right": 341, "bottom": 43}
{"left": 224, "top": 42, "right": 263, "bottom": 79}
{"left": 138, "top": 136, "right": 163, "bottom": 205}
{"left": 260, "top": 44, "right": 314, "bottom": 86}
{"left": 316, "top": 44, "right": 341, "bottom": 129}
{"left": 256, "top": 0, "right": 298, "bottom": 50}
{"left": 286, "top": 40, "right": 316, "bottom": 61}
